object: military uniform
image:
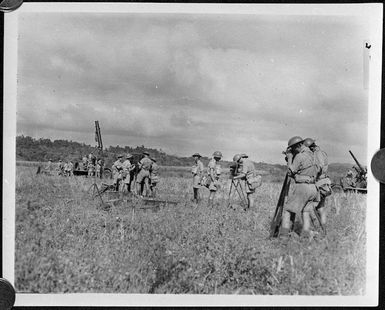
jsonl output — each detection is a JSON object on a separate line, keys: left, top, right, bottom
{"left": 284, "top": 146, "right": 319, "bottom": 215}
{"left": 95, "top": 160, "right": 102, "bottom": 178}
{"left": 122, "top": 159, "right": 133, "bottom": 185}
{"left": 67, "top": 162, "right": 73, "bottom": 176}
{"left": 136, "top": 157, "right": 153, "bottom": 184}
{"left": 192, "top": 159, "right": 204, "bottom": 188}
{"left": 150, "top": 161, "right": 159, "bottom": 185}
{"left": 240, "top": 158, "right": 259, "bottom": 194}
{"left": 208, "top": 158, "right": 222, "bottom": 191}
{"left": 112, "top": 158, "right": 124, "bottom": 185}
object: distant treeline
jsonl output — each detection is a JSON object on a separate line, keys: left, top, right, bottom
{"left": 16, "top": 135, "right": 285, "bottom": 172}
{"left": 16, "top": 135, "right": 351, "bottom": 182}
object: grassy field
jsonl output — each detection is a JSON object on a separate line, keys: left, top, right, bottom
{"left": 15, "top": 166, "right": 366, "bottom": 294}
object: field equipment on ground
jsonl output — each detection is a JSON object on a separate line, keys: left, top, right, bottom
{"left": 227, "top": 178, "right": 248, "bottom": 209}
{"left": 89, "top": 181, "right": 178, "bottom": 210}
{"left": 227, "top": 161, "right": 248, "bottom": 209}
{"left": 269, "top": 172, "right": 291, "bottom": 238}
{"left": 339, "top": 150, "right": 367, "bottom": 194}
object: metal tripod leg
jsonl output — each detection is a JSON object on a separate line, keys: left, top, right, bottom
{"left": 234, "top": 180, "right": 248, "bottom": 209}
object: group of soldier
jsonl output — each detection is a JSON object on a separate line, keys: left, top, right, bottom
{"left": 112, "top": 151, "right": 159, "bottom": 197}
{"left": 190, "top": 135, "right": 332, "bottom": 239}
{"left": 44, "top": 158, "right": 74, "bottom": 176}
{"left": 191, "top": 151, "right": 262, "bottom": 209}
{"left": 280, "top": 136, "right": 331, "bottom": 239}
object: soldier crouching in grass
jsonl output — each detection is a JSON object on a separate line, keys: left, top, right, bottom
{"left": 280, "top": 136, "right": 319, "bottom": 240}
{"left": 207, "top": 151, "right": 223, "bottom": 208}
{"left": 149, "top": 157, "right": 159, "bottom": 197}
{"left": 136, "top": 151, "right": 153, "bottom": 197}
{"left": 232, "top": 153, "right": 262, "bottom": 210}
{"left": 191, "top": 153, "right": 204, "bottom": 203}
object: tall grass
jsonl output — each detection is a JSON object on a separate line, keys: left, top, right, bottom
{"left": 15, "top": 166, "right": 366, "bottom": 294}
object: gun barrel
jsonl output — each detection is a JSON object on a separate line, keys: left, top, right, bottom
{"left": 349, "top": 150, "right": 364, "bottom": 172}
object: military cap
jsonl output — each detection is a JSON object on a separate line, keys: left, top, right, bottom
{"left": 126, "top": 153, "right": 133, "bottom": 159}
{"left": 288, "top": 136, "right": 304, "bottom": 148}
{"left": 212, "top": 151, "right": 223, "bottom": 158}
{"left": 192, "top": 153, "right": 202, "bottom": 158}
{"left": 143, "top": 151, "right": 150, "bottom": 156}
{"left": 117, "top": 154, "right": 123, "bottom": 158}
{"left": 303, "top": 138, "right": 316, "bottom": 148}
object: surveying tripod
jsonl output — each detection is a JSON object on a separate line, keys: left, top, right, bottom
{"left": 227, "top": 178, "right": 248, "bottom": 209}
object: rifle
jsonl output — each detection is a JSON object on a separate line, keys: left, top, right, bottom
{"left": 270, "top": 172, "right": 291, "bottom": 238}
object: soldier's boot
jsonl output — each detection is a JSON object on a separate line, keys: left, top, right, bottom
{"left": 300, "top": 230, "right": 312, "bottom": 242}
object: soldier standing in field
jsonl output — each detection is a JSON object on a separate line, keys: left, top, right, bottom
{"left": 191, "top": 153, "right": 204, "bottom": 203}
{"left": 81, "top": 156, "right": 88, "bottom": 171}
{"left": 122, "top": 153, "right": 135, "bottom": 193}
{"left": 149, "top": 158, "right": 159, "bottom": 197}
{"left": 207, "top": 151, "right": 223, "bottom": 207}
{"left": 304, "top": 138, "right": 332, "bottom": 233}
{"left": 280, "top": 136, "right": 320, "bottom": 239}
{"left": 232, "top": 153, "right": 261, "bottom": 210}
{"left": 58, "top": 159, "right": 65, "bottom": 176}
{"left": 112, "top": 154, "right": 125, "bottom": 191}
{"left": 136, "top": 151, "right": 153, "bottom": 197}
{"left": 68, "top": 160, "right": 74, "bottom": 176}
{"left": 87, "top": 154, "right": 96, "bottom": 177}
{"left": 96, "top": 159, "right": 102, "bottom": 178}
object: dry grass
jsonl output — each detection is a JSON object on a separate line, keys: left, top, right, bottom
{"left": 15, "top": 166, "right": 366, "bottom": 294}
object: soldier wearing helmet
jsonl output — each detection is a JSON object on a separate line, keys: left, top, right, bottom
{"left": 191, "top": 153, "right": 205, "bottom": 203}
{"left": 304, "top": 138, "right": 331, "bottom": 232}
{"left": 112, "top": 154, "right": 125, "bottom": 190}
{"left": 232, "top": 153, "right": 261, "bottom": 210}
{"left": 207, "top": 151, "right": 223, "bottom": 207}
{"left": 136, "top": 151, "right": 153, "bottom": 197}
{"left": 280, "top": 136, "right": 320, "bottom": 239}
{"left": 122, "top": 153, "right": 135, "bottom": 192}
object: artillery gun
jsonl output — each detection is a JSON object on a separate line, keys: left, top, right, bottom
{"left": 73, "top": 121, "right": 112, "bottom": 178}
{"left": 340, "top": 150, "right": 367, "bottom": 194}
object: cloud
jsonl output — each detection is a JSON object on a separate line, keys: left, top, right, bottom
{"left": 16, "top": 13, "right": 369, "bottom": 163}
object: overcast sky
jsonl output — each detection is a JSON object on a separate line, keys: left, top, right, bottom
{"left": 16, "top": 12, "right": 369, "bottom": 164}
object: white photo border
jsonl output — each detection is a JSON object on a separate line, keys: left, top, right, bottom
{"left": 3, "top": 2, "right": 382, "bottom": 306}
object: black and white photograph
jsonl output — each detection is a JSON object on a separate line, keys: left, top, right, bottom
{"left": 2, "top": 3, "right": 382, "bottom": 306}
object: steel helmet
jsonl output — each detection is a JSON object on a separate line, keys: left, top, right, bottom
{"left": 126, "top": 153, "right": 133, "bottom": 159}
{"left": 240, "top": 153, "right": 248, "bottom": 158}
{"left": 303, "top": 138, "right": 315, "bottom": 148}
{"left": 192, "top": 153, "right": 202, "bottom": 158}
{"left": 213, "top": 151, "right": 223, "bottom": 158}
{"left": 288, "top": 136, "right": 304, "bottom": 148}
{"left": 233, "top": 154, "right": 242, "bottom": 162}
{"left": 117, "top": 154, "right": 123, "bottom": 158}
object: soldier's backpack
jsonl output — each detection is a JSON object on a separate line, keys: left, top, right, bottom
{"left": 246, "top": 173, "right": 262, "bottom": 190}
